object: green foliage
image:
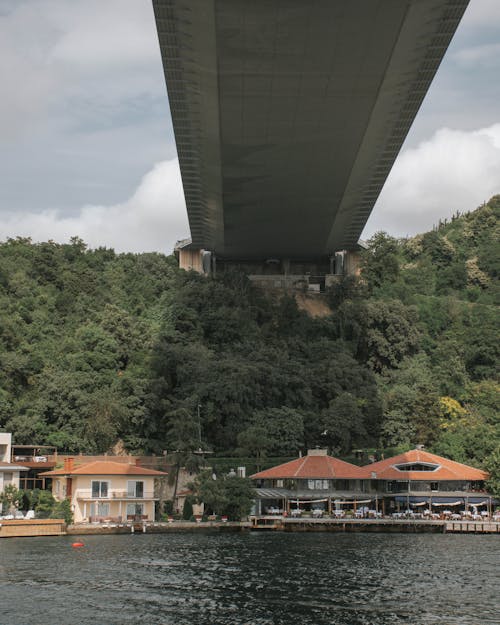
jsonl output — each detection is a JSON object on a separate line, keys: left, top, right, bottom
{"left": 192, "top": 471, "right": 228, "bottom": 516}
{"left": 192, "top": 471, "right": 254, "bottom": 520}
{"left": 0, "top": 239, "right": 176, "bottom": 453}
{"left": 0, "top": 197, "right": 497, "bottom": 470}
{"left": 223, "top": 476, "right": 255, "bottom": 520}
{"left": 485, "top": 447, "right": 500, "bottom": 499}
{"left": 321, "top": 393, "right": 366, "bottom": 454}
{"left": 51, "top": 498, "right": 73, "bottom": 524}
{"left": 0, "top": 484, "right": 23, "bottom": 514}
{"left": 182, "top": 496, "right": 194, "bottom": 520}
{"left": 360, "top": 232, "right": 400, "bottom": 290}
{"left": 34, "top": 490, "right": 56, "bottom": 518}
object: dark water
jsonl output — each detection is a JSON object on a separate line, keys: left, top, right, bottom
{"left": 0, "top": 532, "right": 498, "bottom": 625}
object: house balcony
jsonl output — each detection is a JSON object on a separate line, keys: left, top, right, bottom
{"left": 74, "top": 489, "right": 156, "bottom": 500}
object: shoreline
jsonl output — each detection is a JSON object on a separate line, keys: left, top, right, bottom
{"left": 2, "top": 517, "right": 499, "bottom": 538}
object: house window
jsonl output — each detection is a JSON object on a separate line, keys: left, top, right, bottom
{"left": 308, "top": 480, "right": 329, "bottom": 490}
{"left": 55, "top": 480, "right": 60, "bottom": 495}
{"left": 90, "top": 502, "right": 110, "bottom": 517}
{"left": 314, "top": 480, "right": 329, "bottom": 490}
{"left": 276, "top": 480, "right": 284, "bottom": 488}
{"left": 431, "top": 482, "right": 438, "bottom": 491}
{"left": 127, "top": 503, "right": 144, "bottom": 517}
{"left": 91, "top": 481, "right": 109, "bottom": 498}
{"left": 394, "top": 462, "right": 439, "bottom": 472}
{"left": 127, "top": 481, "right": 144, "bottom": 498}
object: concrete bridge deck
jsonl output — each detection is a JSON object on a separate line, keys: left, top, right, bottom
{"left": 154, "top": 0, "right": 469, "bottom": 265}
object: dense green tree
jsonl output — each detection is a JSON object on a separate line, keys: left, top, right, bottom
{"left": 485, "top": 447, "right": 500, "bottom": 499}
{"left": 0, "top": 198, "right": 497, "bottom": 468}
{"left": 51, "top": 498, "right": 74, "bottom": 524}
{"left": 237, "top": 424, "right": 271, "bottom": 472}
{"left": 223, "top": 476, "right": 255, "bottom": 520}
{"left": 182, "top": 496, "right": 194, "bottom": 520}
{"left": 34, "top": 491, "right": 56, "bottom": 519}
{"left": 360, "top": 232, "right": 400, "bottom": 290}
{"left": 321, "top": 392, "right": 367, "bottom": 454}
{"left": 192, "top": 471, "right": 228, "bottom": 516}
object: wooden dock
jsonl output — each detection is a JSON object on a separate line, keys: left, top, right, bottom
{"left": 0, "top": 518, "right": 66, "bottom": 538}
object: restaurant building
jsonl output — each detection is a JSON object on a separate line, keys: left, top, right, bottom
{"left": 360, "top": 448, "right": 492, "bottom": 515}
{"left": 251, "top": 449, "right": 369, "bottom": 515}
{"left": 251, "top": 447, "right": 493, "bottom": 517}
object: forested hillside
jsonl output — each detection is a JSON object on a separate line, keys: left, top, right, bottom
{"left": 0, "top": 197, "right": 498, "bottom": 474}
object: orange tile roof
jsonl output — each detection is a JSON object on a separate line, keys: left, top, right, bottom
{"left": 358, "top": 449, "right": 488, "bottom": 481}
{"left": 39, "top": 460, "right": 167, "bottom": 477}
{"left": 251, "top": 454, "right": 365, "bottom": 480}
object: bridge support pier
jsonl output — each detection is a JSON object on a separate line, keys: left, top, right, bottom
{"left": 175, "top": 241, "right": 362, "bottom": 291}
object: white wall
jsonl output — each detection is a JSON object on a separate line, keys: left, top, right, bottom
{"left": 0, "top": 432, "right": 12, "bottom": 463}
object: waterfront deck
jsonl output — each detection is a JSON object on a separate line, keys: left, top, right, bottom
{"left": 249, "top": 516, "right": 500, "bottom": 534}
{"left": 1, "top": 518, "right": 498, "bottom": 538}
{"left": 0, "top": 518, "right": 66, "bottom": 538}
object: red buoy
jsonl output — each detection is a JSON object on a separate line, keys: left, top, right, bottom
{"left": 72, "top": 542, "right": 85, "bottom": 548}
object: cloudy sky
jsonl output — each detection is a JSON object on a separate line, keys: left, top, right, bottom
{"left": 0, "top": 0, "right": 499, "bottom": 253}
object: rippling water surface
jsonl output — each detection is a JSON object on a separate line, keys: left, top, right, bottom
{"left": 0, "top": 532, "right": 498, "bottom": 624}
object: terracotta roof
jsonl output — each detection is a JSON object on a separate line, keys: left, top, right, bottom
{"left": 39, "top": 460, "right": 167, "bottom": 477}
{"left": 251, "top": 452, "right": 365, "bottom": 480}
{"left": 358, "top": 449, "right": 488, "bottom": 481}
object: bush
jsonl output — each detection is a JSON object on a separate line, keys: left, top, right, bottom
{"left": 51, "top": 498, "right": 73, "bottom": 524}
{"left": 34, "top": 491, "right": 56, "bottom": 518}
{"left": 182, "top": 496, "right": 194, "bottom": 520}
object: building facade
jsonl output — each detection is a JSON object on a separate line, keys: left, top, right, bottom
{"left": 251, "top": 449, "right": 368, "bottom": 515}
{"left": 0, "top": 462, "right": 28, "bottom": 494}
{"left": 40, "top": 458, "right": 167, "bottom": 523}
{"left": 251, "top": 448, "right": 493, "bottom": 516}
{"left": 359, "top": 448, "right": 491, "bottom": 514}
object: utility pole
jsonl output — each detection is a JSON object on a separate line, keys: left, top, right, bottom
{"left": 197, "top": 403, "right": 202, "bottom": 445}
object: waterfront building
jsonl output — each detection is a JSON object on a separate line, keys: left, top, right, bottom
{"left": 0, "top": 432, "right": 29, "bottom": 496}
{"left": 251, "top": 447, "right": 494, "bottom": 517}
{"left": 40, "top": 458, "right": 167, "bottom": 523}
{"left": 361, "top": 448, "right": 492, "bottom": 514}
{"left": 0, "top": 461, "right": 29, "bottom": 494}
{"left": 0, "top": 432, "right": 12, "bottom": 463}
{"left": 251, "top": 449, "right": 368, "bottom": 515}
{"left": 11, "top": 444, "right": 57, "bottom": 490}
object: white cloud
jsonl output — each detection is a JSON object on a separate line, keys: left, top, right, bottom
{"left": 48, "top": 0, "right": 158, "bottom": 72}
{"left": 0, "top": 159, "right": 189, "bottom": 253}
{"left": 460, "top": 0, "right": 500, "bottom": 27}
{"left": 0, "top": 0, "right": 163, "bottom": 138}
{"left": 364, "top": 124, "right": 500, "bottom": 238}
{"left": 453, "top": 43, "right": 500, "bottom": 67}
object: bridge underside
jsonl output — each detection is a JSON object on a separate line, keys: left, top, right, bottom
{"left": 154, "top": 0, "right": 469, "bottom": 261}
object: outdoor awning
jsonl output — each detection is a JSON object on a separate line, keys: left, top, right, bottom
{"left": 465, "top": 497, "right": 494, "bottom": 505}
{"left": 334, "top": 499, "right": 374, "bottom": 505}
{"left": 255, "top": 488, "right": 291, "bottom": 499}
{"left": 394, "top": 495, "right": 495, "bottom": 505}
{"left": 395, "top": 496, "right": 463, "bottom": 505}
